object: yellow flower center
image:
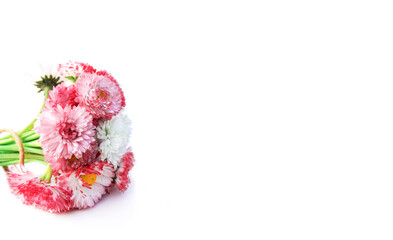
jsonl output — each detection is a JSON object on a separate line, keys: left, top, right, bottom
{"left": 97, "top": 91, "right": 107, "bottom": 100}
{"left": 81, "top": 174, "right": 98, "bottom": 186}
{"left": 68, "top": 155, "right": 78, "bottom": 162}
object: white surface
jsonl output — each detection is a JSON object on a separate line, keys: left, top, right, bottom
{"left": 0, "top": 0, "right": 392, "bottom": 239}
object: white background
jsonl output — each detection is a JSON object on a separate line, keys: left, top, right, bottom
{"left": 0, "top": 0, "right": 392, "bottom": 239}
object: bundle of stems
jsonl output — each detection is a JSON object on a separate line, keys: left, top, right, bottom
{"left": 0, "top": 89, "right": 52, "bottom": 181}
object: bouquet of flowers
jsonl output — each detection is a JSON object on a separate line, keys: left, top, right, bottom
{"left": 0, "top": 61, "right": 134, "bottom": 213}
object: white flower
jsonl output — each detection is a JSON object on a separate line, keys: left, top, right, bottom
{"left": 24, "top": 63, "right": 60, "bottom": 85}
{"left": 38, "top": 64, "right": 58, "bottom": 77}
{"left": 96, "top": 111, "right": 132, "bottom": 167}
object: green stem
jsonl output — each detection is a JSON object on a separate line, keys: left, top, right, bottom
{"left": 0, "top": 133, "right": 12, "bottom": 141}
{"left": 0, "top": 134, "right": 9, "bottom": 141}
{"left": 0, "top": 133, "right": 39, "bottom": 145}
{"left": 0, "top": 131, "right": 36, "bottom": 145}
{"left": 0, "top": 158, "right": 47, "bottom": 166}
{"left": 22, "top": 134, "right": 40, "bottom": 143}
{"left": 21, "top": 131, "right": 36, "bottom": 139}
{"left": 40, "top": 165, "right": 53, "bottom": 182}
{"left": 23, "top": 141, "right": 41, "bottom": 148}
{"left": 0, "top": 145, "right": 43, "bottom": 155}
{"left": 18, "top": 119, "right": 37, "bottom": 136}
{"left": 0, "top": 138, "right": 15, "bottom": 145}
{"left": 0, "top": 153, "right": 44, "bottom": 161}
{"left": 0, "top": 140, "right": 42, "bottom": 149}
{"left": 25, "top": 147, "right": 44, "bottom": 155}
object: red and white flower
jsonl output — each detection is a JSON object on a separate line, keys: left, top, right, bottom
{"left": 75, "top": 72, "right": 126, "bottom": 120}
{"left": 115, "top": 150, "right": 135, "bottom": 192}
{"left": 57, "top": 61, "right": 96, "bottom": 80}
{"left": 7, "top": 165, "right": 72, "bottom": 213}
{"left": 59, "top": 161, "right": 115, "bottom": 209}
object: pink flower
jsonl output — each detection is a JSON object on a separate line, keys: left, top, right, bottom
{"left": 75, "top": 72, "right": 126, "bottom": 120}
{"left": 57, "top": 61, "right": 96, "bottom": 78}
{"left": 115, "top": 150, "right": 135, "bottom": 192}
{"left": 59, "top": 161, "right": 115, "bottom": 209}
{"left": 44, "top": 82, "right": 78, "bottom": 111}
{"left": 47, "top": 142, "right": 99, "bottom": 172}
{"left": 35, "top": 105, "right": 96, "bottom": 165}
{"left": 7, "top": 165, "right": 72, "bottom": 213}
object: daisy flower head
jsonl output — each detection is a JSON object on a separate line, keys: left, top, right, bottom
{"left": 115, "top": 150, "right": 135, "bottom": 192}
{"left": 75, "top": 72, "right": 126, "bottom": 120}
{"left": 25, "top": 63, "right": 59, "bottom": 85}
{"left": 43, "top": 82, "right": 78, "bottom": 111}
{"left": 35, "top": 104, "right": 96, "bottom": 164}
{"left": 97, "top": 70, "right": 126, "bottom": 109}
{"left": 57, "top": 61, "right": 97, "bottom": 82}
{"left": 96, "top": 111, "right": 132, "bottom": 167}
{"left": 59, "top": 161, "right": 115, "bottom": 209}
{"left": 33, "top": 64, "right": 62, "bottom": 94}
{"left": 7, "top": 165, "right": 72, "bottom": 213}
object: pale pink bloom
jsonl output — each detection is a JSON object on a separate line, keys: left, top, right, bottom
{"left": 47, "top": 142, "right": 99, "bottom": 172}
{"left": 98, "top": 70, "right": 126, "bottom": 110}
{"left": 57, "top": 61, "right": 96, "bottom": 78}
{"left": 115, "top": 150, "right": 135, "bottom": 192}
{"left": 7, "top": 165, "right": 72, "bottom": 213}
{"left": 59, "top": 161, "right": 115, "bottom": 209}
{"left": 44, "top": 82, "right": 78, "bottom": 111}
{"left": 35, "top": 105, "right": 96, "bottom": 163}
{"left": 75, "top": 72, "right": 126, "bottom": 120}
